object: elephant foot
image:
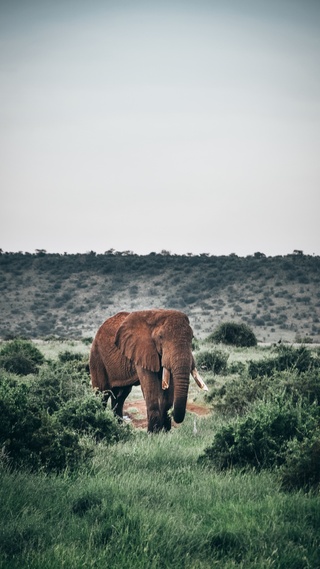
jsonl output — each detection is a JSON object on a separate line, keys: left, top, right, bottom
{"left": 147, "top": 411, "right": 172, "bottom": 433}
{"left": 162, "top": 414, "right": 172, "bottom": 432}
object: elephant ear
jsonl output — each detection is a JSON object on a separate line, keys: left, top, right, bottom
{"left": 115, "top": 312, "right": 160, "bottom": 372}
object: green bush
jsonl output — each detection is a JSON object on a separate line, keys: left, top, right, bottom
{"left": 281, "top": 430, "right": 320, "bottom": 491}
{"left": 0, "top": 360, "right": 132, "bottom": 473}
{"left": 248, "top": 345, "right": 319, "bottom": 379}
{"left": 195, "top": 349, "right": 229, "bottom": 375}
{"left": 205, "top": 374, "right": 270, "bottom": 415}
{"left": 0, "top": 374, "right": 87, "bottom": 472}
{"left": 0, "top": 339, "right": 45, "bottom": 375}
{"left": 199, "top": 396, "right": 320, "bottom": 471}
{"left": 206, "top": 367, "right": 320, "bottom": 417}
{"left": 207, "top": 322, "right": 257, "bottom": 347}
{"left": 57, "top": 396, "right": 131, "bottom": 442}
{"left": 29, "top": 360, "right": 89, "bottom": 414}
{"left": 58, "top": 350, "right": 84, "bottom": 363}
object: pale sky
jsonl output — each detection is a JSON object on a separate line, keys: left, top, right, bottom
{"left": 1, "top": 0, "right": 319, "bottom": 256}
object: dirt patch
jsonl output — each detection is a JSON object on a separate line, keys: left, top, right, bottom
{"left": 123, "top": 399, "right": 210, "bottom": 429}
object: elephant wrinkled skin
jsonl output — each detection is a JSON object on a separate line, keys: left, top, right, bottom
{"left": 89, "top": 309, "right": 207, "bottom": 433}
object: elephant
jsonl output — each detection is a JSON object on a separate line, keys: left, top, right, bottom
{"left": 89, "top": 309, "right": 208, "bottom": 433}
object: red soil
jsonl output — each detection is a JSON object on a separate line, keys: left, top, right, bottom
{"left": 123, "top": 399, "right": 210, "bottom": 429}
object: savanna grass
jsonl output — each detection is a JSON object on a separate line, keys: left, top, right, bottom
{"left": 1, "top": 412, "right": 319, "bottom": 569}
{"left": 1, "top": 341, "right": 320, "bottom": 568}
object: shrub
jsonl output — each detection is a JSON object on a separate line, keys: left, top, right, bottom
{"left": 0, "top": 362, "right": 131, "bottom": 473}
{"left": 0, "top": 373, "right": 88, "bottom": 472}
{"left": 286, "top": 369, "right": 320, "bottom": 404}
{"left": 206, "top": 367, "right": 320, "bottom": 417}
{"left": 281, "top": 430, "right": 320, "bottom": 491}
{"left": 57, "top": 395, "right": 131, "bottom": 442}
{"left": 248, "top": 345, "right": 319, "bottom": 379}
{"left": 30, "top": 360, "right": 89, "bottom": 414}
{"left": 195, "top": 349, "right": 229, "bottom": 375}
{"left": 57, "top": 351, "right": 90, "bottom": 374}
{"left": 0, "top": 339, "right": 45, "bottom": 375}
{"left": 205, "top": 374, "right": 270, "bottom": 415}
{"left": 58, "top": 350, "right": 84, "bottom": 363}
{"left": 207, "top": 322, "right": 257, "bottom": 347}
{"left": 199, "top": 396, "right": 320, "bottom": 470}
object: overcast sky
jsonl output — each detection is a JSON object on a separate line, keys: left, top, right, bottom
{"left": 1, "top": 0, "right": 319, "bottom": 256}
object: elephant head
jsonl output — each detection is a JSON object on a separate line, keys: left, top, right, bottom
{"left": 114, "top": 309, "right": 205, "bottom": 429}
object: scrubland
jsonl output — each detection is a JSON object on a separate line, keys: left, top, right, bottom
{"left": 1, "top": 250, "right": 320, "bottom": 342}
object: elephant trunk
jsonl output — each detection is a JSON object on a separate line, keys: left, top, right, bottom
{"left": 171, "top": 367, "right": 190, "bottom": 424}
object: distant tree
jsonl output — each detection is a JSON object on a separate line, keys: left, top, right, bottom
{"left": 207, "top": 322, "right": 257, "bottom": 347}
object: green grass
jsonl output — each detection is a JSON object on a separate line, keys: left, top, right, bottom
{"left": 1, "top": 412, "right": 319, "bottom": 568}
{"left": 33, "top": 339, "right": 90, "bottom": 361}
{"left": 1, "top": 341, "right": 320, "bottom": 568}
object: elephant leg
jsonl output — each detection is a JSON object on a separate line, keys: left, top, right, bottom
{"left": 110, "top": 386, "right": 132, "bottom": 420}
{"left": 137, "top": 367, "right": 163, "bottom": 432}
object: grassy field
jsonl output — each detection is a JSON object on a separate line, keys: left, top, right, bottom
{"left": 0, "top": 339, "right": 320, "bottom": 568}
{"left": 1, "top": 417, "right": 319, "bottom": 568}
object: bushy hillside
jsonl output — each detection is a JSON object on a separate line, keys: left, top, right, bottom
{"left": 1, "top": 250, "right": 320, "bottom": 342}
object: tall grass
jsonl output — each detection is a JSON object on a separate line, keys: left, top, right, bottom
{"left": 1, "top": 340, "right": 320, "bottom": 568}
{"left": 1, "top": 413, "right": 319, "bottom": 568}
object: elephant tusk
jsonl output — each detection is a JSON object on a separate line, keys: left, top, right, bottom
{"left": 162, "top": 367, "right": 170, "bottom": 390}
{"left": 191, "top": 368, "right": 209, "bottom": 391}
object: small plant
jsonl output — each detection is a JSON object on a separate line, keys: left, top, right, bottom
{"left": 0, "top": 339, "right": 45, "bottom": 375}
{"left": 207, "top": 322, "right": 257, "bottom": 347}
{"left": 195, "top": 349, "right": 229, "bottom": 374}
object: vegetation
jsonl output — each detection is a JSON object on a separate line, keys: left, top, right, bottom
{"left": 0, "top": 337, "right": 320, "bottom": 567}
{"left": 0, "top": 338, "right": 45, "bottom": 375}
{"left": 247, "top": 344, "right": 319, "bottom": 378}
{"left": 195, "top": 348, "right": 229, "bottom": 374}
{"left": 201, "top": 344, "right": 320, "bottom": 492}
{"left": 1, "top": 250, "right": 320, "bottom": 342}
{"left": 200, "top": 395, "right": 320, "bottom": 474}
{"left": 0, "top": 354, "right": 131, "bottom": 473}
{"left": 207, "top": 321, "right": 258, "bottom": 347}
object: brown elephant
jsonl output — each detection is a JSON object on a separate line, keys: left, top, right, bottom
{"left": 89, "top": 309, "right": 207, "bottom": 432}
